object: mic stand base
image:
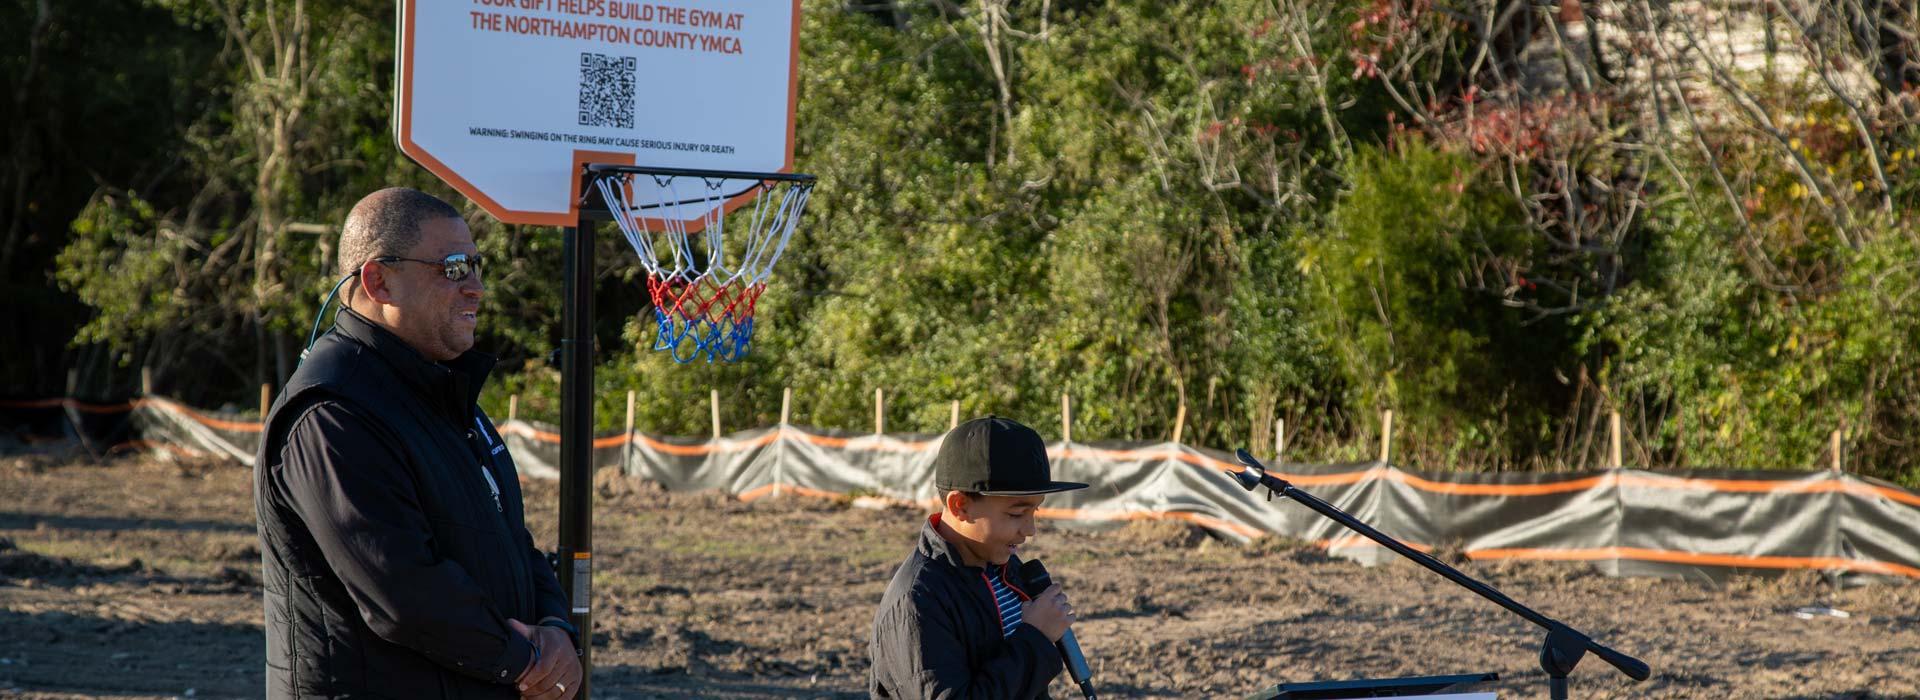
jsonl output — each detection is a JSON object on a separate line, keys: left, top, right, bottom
{"left": 1541, "top": 623, "right": 1588, "bottom": 700}
{"left": 1225, "top": 449, "right": 1651, "bottom": 699}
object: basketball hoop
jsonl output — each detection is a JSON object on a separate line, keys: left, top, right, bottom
{"left": 587, "top": 164, "right": 815, "bottom": 363}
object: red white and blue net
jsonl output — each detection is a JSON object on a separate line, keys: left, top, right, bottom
{"left": 593, "top": 168, "right": 813, "bottom": 363}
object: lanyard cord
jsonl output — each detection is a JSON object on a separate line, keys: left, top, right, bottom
{"left": 299, "top": 271, "right": 360, "bottom": 367}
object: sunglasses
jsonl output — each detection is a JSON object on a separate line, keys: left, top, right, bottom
{"left": 374, "top": 253, "right": 483, "bottom": 282}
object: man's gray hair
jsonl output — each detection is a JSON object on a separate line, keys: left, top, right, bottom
{"left": 337, "top": 187, "right": 463, "bottom": 279}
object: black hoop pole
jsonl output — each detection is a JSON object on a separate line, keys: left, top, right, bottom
{"left": 1226, "top": 449, "right": 1650, "bottom": 698}
{"left": 557, "top": 214, "right": 595, "bottom": 697}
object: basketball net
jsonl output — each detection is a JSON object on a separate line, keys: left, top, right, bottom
{"left": 593, "top": 168, "right": 813, "bottom": 363}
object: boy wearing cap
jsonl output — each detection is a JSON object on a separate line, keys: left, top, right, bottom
{"left": 869, "top": 416, "right": 1088, "bottom": 699}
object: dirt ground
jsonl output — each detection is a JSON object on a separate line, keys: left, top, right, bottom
{"left": 2, "top": 452, "right": 1917, "bottom": 699}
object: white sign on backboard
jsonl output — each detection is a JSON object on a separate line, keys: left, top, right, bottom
{"left": 395, "top": 0, "right": 800, "bottom": 226}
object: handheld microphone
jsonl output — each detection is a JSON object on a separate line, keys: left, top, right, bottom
{"left": 1018, "top": 559, "right": 1097, "bottom": 700}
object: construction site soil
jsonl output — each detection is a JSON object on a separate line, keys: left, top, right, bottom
{"left": 1, "top": 453, "right": 1915, "bottom": 699}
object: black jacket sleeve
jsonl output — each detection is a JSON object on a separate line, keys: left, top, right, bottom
{"left": 270, "top": 400, "right": 535, "bottom": 684}
{"left": 524, "top": 523, "right": 572, "bottom": 629}
{"left": 873, "top": 584, "right": 1062, "bottom": 699}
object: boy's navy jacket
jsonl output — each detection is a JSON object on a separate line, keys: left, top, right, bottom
{"left": 869, "top": 513, "right": 1062, "bottom": 699}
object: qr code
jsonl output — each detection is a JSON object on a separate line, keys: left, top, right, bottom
{"left": 578, "top": 52, "right": 636, "bottom": 129}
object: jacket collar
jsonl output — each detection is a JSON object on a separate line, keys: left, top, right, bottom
{"left": 919, "top": 513, "right": 1023, "bottom": 587}
{"left": 332, "top": 307, "right": 495, "bottom": 420}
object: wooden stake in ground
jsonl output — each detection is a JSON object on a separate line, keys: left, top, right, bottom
{"left": 624, "top": 390, "right": 637, "bottom": 438}
{"left": 1831, "top": 429, "right": 1843, "bottom": 473}
{"left": 710, "top": 389, "right": 722, "bottom": 440}
{"left": 1274, "top": 418, "right": 1285, "bottom": 461}
{"left": 508, "top": 394, "right": 519, "bottom": 422}
{"left": 261, "top": 383, "right": 272, "bottom": 417}
{"left": 776, "top": 386, "right": 794, "bottom": 499}
{"left": 950, "top": 400, "right": 960, "bottom": 431}
{"left": 141, "top": 367, "right": 153, "bottom": 396}
{"left": 621, "top": 389, "right": 638, "bottom": 475}
{"left": 874, "top": 388, "right": 886, "bottom": 434}
{"left": 1379, "top": 409, "right": 1393, "bottom": 464}
{"left": 1061, "top": 391, "right": 1072, "bottom": 443}
{"left": 1609, "top": 411, "right": 1623, "bottom": 469}
{"left": 1171, "top": 402, "right": 1186, "bottom": 444}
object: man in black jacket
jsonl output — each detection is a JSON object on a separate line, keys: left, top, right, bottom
{"left": 870, "top": 416, "right": 1088, "bottom": 699}
{"left": 255, "top": 188, "right": 581, "bottom": 699}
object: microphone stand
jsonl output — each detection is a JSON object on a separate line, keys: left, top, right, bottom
{"left": 1226, "top": 450, "right": 1650, "bottom": 700}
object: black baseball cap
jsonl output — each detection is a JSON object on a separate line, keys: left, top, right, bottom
{"left": 934, "top": 416, "right": 1088, "bottom": 496}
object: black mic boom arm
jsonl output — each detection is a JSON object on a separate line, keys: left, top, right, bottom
{"left": 1227, "top": 449, "right": 1649, "bottom": 699}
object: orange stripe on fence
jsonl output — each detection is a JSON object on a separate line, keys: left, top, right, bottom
{"left": 144, "top": 397, "right": 264, "bottom": 433}
{"left": 635, "top": 429, "right": 777, "bottom": 455}
{"left": 736, "top": 484, "right": 852, "bottom": 503}
{"left": 71, "top": 400, "right": 136, "bottom": 414}
{"left": 497, "top": 424, "right": 785, "bottom": 455}
{"left": 1465, "top": 546, "right": 1920, "bottom": 579}
{"left": 1388, "top": 471, "right": 1608, "bottom": 496}
{"left": 1056, "top": 445, "right": 1249, "bottom": 477}
{"left": 0, "top": 398, "right": 72, "bottom": 409}
{"left": 1609, "top": 472, "right": 1920, "bottom": 508}
{"left": 500, "top": 423, "right": 565, "bottom": 445}
{"left": 1069, "top": 448, "right": 1610, "bottom": 493}
{"left": 12, "top": 396, "right": 267, "bottom": 433}
{"left": 791, "top": 432, "right": 942, "bottom": 452}
{"left": 730, "top": 480, "right": 1267, "bottom": 539}
{"left": 499, "top": 424, "right": 936, "bottom": 455}
{"left": 1307, "top": 538, "right": 1920, "bottom": 579}
{"left": 498, "top": 423, "right": 638, "bottom": 450}
{"left": 6, "top": 396, "right": 265, "bottom": 435}
{"left": 1847, "top": 481, "right": 1920, "bottom": 508}
{"left": 1149, "top": 457, "right": 1920, "bottom": 503}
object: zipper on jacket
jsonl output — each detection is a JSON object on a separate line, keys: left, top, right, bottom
{"left": 470, "top": 409, "right": 531, "bottom": 613}
{"left": 468, "top": 417, "right": 504, "bottom": 513}
{"left": 978, "top": 571, "right": 1008, "bottom": 634}
{"left": 477, "top": 461, "right": 503, "bottom": 513}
